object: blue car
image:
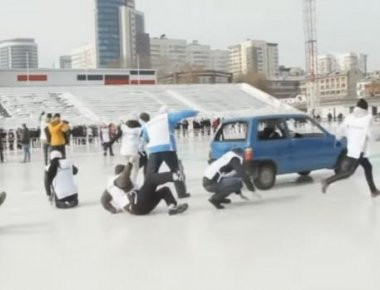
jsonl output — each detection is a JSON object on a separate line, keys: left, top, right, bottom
{"left": 209, "top": 113, "right": 347, "bottom": 190}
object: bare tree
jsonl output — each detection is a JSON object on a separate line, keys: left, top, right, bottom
{"left": 234, "top": 72, "right": 271, "bottom": 93}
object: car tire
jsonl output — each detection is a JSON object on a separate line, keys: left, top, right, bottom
{"left": 254, "top": 163, "right": 276, "bottom": 190}
{"left": 298, "top": 171, "right": 311, "bottom": 176}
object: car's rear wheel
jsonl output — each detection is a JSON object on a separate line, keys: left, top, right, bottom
{"left": 254, "top": 163, "right": 276, "bottom": 190}
{"left": 298, "top": 171, "right": 311, "bottom": 176}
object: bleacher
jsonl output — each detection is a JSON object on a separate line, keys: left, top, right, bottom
{"left": 0, "top": 84, "right": 297, "bottom": 129}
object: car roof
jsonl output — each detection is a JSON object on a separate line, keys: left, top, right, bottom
{"left": 223, "top": 113, "right": 309, "bottom": 123}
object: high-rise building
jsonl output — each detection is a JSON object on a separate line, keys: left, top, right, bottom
{"left": 318, "top": 52, "right": 367, "bottom": 75}
{"left": 150, "top": 36, "right": 187, "bottom": 75}
{"left": 0, "top": 38, "right": 38, "bottom": 69}
{"left": 59, "top": 55, "right": 72, "bottom": 69}
{"left": 70, "top": 43, "right": 97, "bottom": 69}
{"left": 119, "top": 5, "right": 151, "bottom": 68}
{"left": 150, "top": 36, "right": 229, "bottom": 75}
{"left": 95, "top": 0, "right": 133, "bottom": 68}
{"left": 229, "top": 40, "right": 279, "bottom": 78}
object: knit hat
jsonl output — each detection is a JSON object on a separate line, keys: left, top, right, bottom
{"left": 139, "top": 112, "right": 150, "bottom": 123}
{"left": 356, "top": 98, "right": 368, "bottom": 110}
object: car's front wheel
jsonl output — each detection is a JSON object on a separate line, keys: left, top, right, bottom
{"left": 254, "top": 163, "right": 276, "bottom": 190}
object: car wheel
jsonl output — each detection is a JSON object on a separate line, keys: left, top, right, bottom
{"left": 298, "top": 171, "right": 311, "bottom": 176}
{"left": 254, "top": 163, "right": 276, "bottom": 190}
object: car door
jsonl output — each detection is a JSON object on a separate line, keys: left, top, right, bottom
{"left": 253, "top": 118, "right": 292, "bottom": 174}
{"left": 285, "top": 116, "right": 336, "bottom": 172}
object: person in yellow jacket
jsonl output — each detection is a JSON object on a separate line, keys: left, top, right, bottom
{"left": 48, "top": 113, "right": 70, "bottom": 158}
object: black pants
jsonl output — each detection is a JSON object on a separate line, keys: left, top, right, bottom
{"left": 325, "top": 154, "right": 378, "bottom": 193}
{"left": 50, "top": 145, "right": 66, "bottom": 158}
{"left": 42, "top": 143, "right": 49, "bottom": 165}
{"left": 146, "top": 151, "right": 187, "bottom": 197}
{"left": 103, "top": 142, "right": 114, "bottom": 156}
{"left": 0, "top": 148, "right": 3, "bottom": 162}
{"left": 203, "top": 177, "right": 243, "bottom": 202}
{"left": 139, "top": 151, "right": 148, "bottom": 175}
{"left": 131, "top": 172, "right": 177, "bottom": 215}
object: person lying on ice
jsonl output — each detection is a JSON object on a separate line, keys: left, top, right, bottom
{"left": 0, "top": 191, "right": 6, "bottom": 208}
{"left": 203, "top": 148, "right": 255, "bottom": 209}
{"left": 44, "top": 151, "right": 79, "bottom": 209}
{"left": 100, "top": 163, "right": 188, "bottom": 216}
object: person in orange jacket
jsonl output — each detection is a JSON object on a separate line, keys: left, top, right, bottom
{"left": 47, "top": 113, "right": 70, "bottom": 158}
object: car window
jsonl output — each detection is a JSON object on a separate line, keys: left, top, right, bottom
{"left": 215, "top": 121, "right": 248, "bottom": 142}
{"left": 285, "top": 117, "right": 325, "bottom": 138}
{"left": 257, "top": 119, "right": 286, "bottom": 141}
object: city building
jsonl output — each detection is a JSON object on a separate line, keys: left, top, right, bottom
{"left": 229, "top": 40, "right": 279, "bottom": 79}
{"left": 119, "top": 5, "right": 151, "bottom": 69}
{"left": 266, "top": 78, "right": 303, "bottom": 99}
{"left": 95, "top": 0, "right": 134, "bottom": 68}
{"left": 186, "top": 40, "right": 211, "bottom": 69}
{"left": 301, "top": 70, "right": 364, "bottom": 100}
{"left": 59, "top": 55, "right": 72, "bottom": 69}
{"left": 70, "top": 43, "right": 97, "bottom": 69}
{"left": 150, "top": 36, "right": 229, "bottom": 76}
{"left": 357, "top": 71, "right": 380, "bottom": 98}
{"left": 0, "top": 38, "right": 38, "bottom": 69}
{"left": 318, "top": 52, "right": 367, "bottom": 74}
{"left": 150, "top": 35, "right": 188, "bottom": 75}
{"left": 0, "top": 68, "right": 157, "bottom": 87}
{"left": 159, "top": 70, "right": 233, "bottom": 84}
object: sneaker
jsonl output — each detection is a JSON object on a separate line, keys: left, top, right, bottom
{"left": 168, "top": 203, "right": 189, "bottom": 215}
{"left": 208, "top": 198, "right": 225, "bottom": 210}
{"left": 178, "top": 192, "right": 191, "bottom": 199}
{"left": 321, "top": 180, "right": 328, "bottom": 194}
{"left": 0, "top": 192, "right": 6, "bottom": 207}
{"left": 371, "top": 190, "right": 380, "bottom": 198}
{"left": 220, "top": 198, "right": 231, "bottom": 204}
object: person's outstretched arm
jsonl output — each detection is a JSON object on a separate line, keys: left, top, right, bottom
{"left": 114, "top": 163, "right": 134, "bottom": 191}
{"left": 169, "top": 110, "right": 199, "bottom": 125}
{"left": 100, "top": 191, "right": 119, "bottom": 214}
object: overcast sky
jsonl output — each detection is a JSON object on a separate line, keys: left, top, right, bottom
{"left": 1, "top": 0, "right": 379, "bottom": 70}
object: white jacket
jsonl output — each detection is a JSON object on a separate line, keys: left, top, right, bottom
{"left": 52, "top": 159, "right": 78, "bottom": 200}
{"left": 120, "top": 124, "right": 141, "bottom": 156}
{"left": 107, "top": 175, "right": 129, "bottom": 210}
{"left": 338, "top": 107, "right": 372, "bottom": 159}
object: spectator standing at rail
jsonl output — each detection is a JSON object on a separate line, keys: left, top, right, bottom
{"left": 8, "top": 129, "right": 15, "bottom": 151}
{"left": 20, "top": 124, "right": 31, "bottom": 163}
{"left": 48, "top": 113, "right": 70, "bottom": 158}
{"left": 0, "top": 128, "right": 5, "bottom": 163}
{"left": 39, "top": 112, "right": 52, "bottom": 165}
{"left": 100, "top": 123, "right": 114, "bottom": 156}
{"left": 142, "top": 105, "right": 198, "bottom": 199}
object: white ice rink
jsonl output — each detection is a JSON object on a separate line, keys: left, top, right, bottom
{"left": 1, "top": 137, "right": 380, "bottom": 290}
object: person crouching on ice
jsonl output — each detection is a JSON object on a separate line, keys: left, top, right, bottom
{"left": 203, "top": 149, "right": 255, "bottom": 209}
{"left": 44, "top": 151, "right": 79, "bottom": 209}
{"left": 100, "top": 163, "right": 188, "bottom": 216}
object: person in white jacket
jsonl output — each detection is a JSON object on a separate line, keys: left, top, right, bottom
{"left": 44, "top": 151, "right": 79, "bottom": 208}
{"left": 322, "top": 98, "right": 380, "bottom": 197}
{"left": 114, "top": 113, "right": 142, "bottom": 184}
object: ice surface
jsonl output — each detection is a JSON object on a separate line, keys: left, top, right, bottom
{"left": 1, "top": 137, "right": 380, "bottom": 290}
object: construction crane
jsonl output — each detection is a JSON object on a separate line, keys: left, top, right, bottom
{"left": 304, "top": 0, "right": 319, "bottom": 115}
